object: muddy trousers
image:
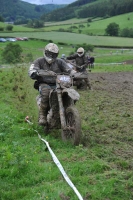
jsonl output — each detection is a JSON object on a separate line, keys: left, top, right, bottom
{"left": 37, "top": 84, "right": 51, "bottom": 125}
{"left": 85, "top": 77, "right": 91, "bottom": 89}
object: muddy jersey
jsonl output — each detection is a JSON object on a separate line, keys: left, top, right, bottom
{"left": 28, "top": 57, "right": 71, "bottom": 84}
{"left": 67, "top": 53, "right": 88, "bottom": 72}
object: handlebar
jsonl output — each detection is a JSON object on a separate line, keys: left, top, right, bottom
{"left": 36, "top": 70, "right": 87, "bottom": 79}
{"left": 37, "top": 70, "right": 70, "bottom": 77}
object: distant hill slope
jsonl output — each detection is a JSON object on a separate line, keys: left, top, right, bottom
{"left": 42, "top": 0, "right": 133, "bottom": 21}
{"left": 0, "top": 0, "right": 65, "bottom": 22}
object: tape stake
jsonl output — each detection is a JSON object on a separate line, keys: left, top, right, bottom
{"left": 38, "top": 134, "right": 83, "bottom": 200}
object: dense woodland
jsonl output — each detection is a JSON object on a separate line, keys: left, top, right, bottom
{"left": 0, "top": 0, "right": 65, "bottom": 23}
{"left": 42, "top": 0, "right": 133, "bottom": 21}
{"left": 0, "top": 0, "right": 133, "bottom": 24}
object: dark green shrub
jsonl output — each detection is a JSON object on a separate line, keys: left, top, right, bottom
{"left": 58, "top": 42, "right": 67, "bottom": 45}
{"left": 105, "top": 22, "right": 120, "bottom": 36}
{"left": 0, "top": 27, "right": 4, "bottom": 31}
{"left": 5, "top": 25, "right": 13, "bottom": 31}
{"left": 2, "top": 43, "right": 23, "bottom": 63}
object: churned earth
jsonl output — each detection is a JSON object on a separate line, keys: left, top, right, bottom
{"left": 78, "top": 71, "right": 133, "bottom": 172}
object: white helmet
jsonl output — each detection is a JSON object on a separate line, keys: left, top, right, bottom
{"left": 77, "top": 47, "right": 84, "bottom": 57}
{"left": 44, "top": 43, "right": 59, "bottom": 64}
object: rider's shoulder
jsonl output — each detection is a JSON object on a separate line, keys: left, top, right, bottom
{"left": 57, "top": 58, "right": 65, "bottom": 63}
{"left": 34, "top": 57, "right": 44, "bottom": 62}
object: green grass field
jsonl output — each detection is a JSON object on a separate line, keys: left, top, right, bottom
{"left": 0, "top": 12, "right": 133, "bottom": 199}
{"left": 0, "top": 31, "right": 133, "bottom": 47}
{"left": 0, "top": 12, "right": 133, "bottom": 48}
{"left": 0, "top": 39, "right": 133, "bottom": 67}
{"left": 1, "top": 61, "right": 133, "bottom": 200}
{"left": 0, "top": 39, "right": 133, "bottom": 66}
{"left": 43, "top": 12, "right": 133, "bottom": 36}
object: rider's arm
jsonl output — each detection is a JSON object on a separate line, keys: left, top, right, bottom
{"left": 66, "top": 53, "right": 77, "bottom": 60}
{"left": 28, "top": 58, "right": 56, "bottom": 80}
{"left": 80, "top": 56, "right": 88, "bottom": 69}
{"left": 57, "top": 58, "right": 71, "bottom": 73}
{"left": 28, "top": 58, "right": 42, "bottom": 79}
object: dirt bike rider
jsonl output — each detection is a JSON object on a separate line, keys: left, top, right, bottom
{"left": 66, "top": 47, "right": 91, "bottom": 89}
{"left": 28, "top": 43, "right": 76, "bottom": 126}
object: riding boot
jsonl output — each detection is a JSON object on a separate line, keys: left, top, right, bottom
{"left": 86, "top": 78, "right": 92, "bottom": 90}
{"left": 87, "top": 83, "right": 92, "bottom": 90}
{"left": 38, "top": 106, "right": 47, "bottom": 126}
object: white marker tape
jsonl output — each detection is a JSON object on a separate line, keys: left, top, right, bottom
{"left": 38, "top": 133, "right": 83, "bottom": 200}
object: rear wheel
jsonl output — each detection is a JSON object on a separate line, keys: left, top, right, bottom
{"left": 61, "top": 106, "right": 81, "bottom": 145}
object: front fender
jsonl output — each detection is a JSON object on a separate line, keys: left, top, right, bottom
{"left": 62, "top": 88, "right": 80, "bottom": 101}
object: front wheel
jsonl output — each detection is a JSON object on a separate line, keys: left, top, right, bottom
{"left": 61, "top": 106, "right": 81, "bottom": 145}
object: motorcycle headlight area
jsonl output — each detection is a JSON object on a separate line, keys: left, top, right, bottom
{"left": 57, "top": 75, "right": 72, "bottom": 88}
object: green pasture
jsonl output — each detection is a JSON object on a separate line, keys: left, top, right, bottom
{"left": 0, "top": 12, "right": 133, "bottom": 36}
{"left": 93, "top": 49, "right": 133, "bottom": 63}
{"left": 1, "top": 63, "right": 133, "bottom": 200}
{"left": 1, "top": 31, "right": 133, "bottom": 47}
{"left": 0, "top": 22, "right": 35, "bottom": 32}
{"left": 0, "top": 40, "right": 133, "bottom": 66}
{"left": 0, "top": 40, "right": 75, "bottom": 63}
{"left": 80, "top": 12, "right": 133, "bottom": 35}
{"left": 93, "top": 63, "right": 133, "bottom": 73}
{"left": 45, "top": 17, "right": 88, "bottom": 26}
{"left": 25, "top": 12, "right": 133, "bottom": 36}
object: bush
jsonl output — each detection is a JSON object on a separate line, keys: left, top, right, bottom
{"left": 87, "top": 18, "right": 92, "bottom": 23}
{"left": 58, "top": 28, "right": 65, "bottom": 32}
{"left": 78, "top": 29, "right": 82, "bottom": 33}
{"left": 0, "top": 15, "right": 4, "bottom": 22}
{"left": 5, "top": 25, "right": 13, "bottom": 31}
{"left": 2, "top": 43, "right": 23, "bottom": 63}
{"left": 75, "top": 43, "right": 94, "bottom": 52}
{"left": 0, "top": 27, "right": 4, "bottom": 31}
{"left": 58, "top": 42, "right": 67, "bottom": 45}
{"left": 105, "top": 23, "right": 120, "bottom": 36}
{"left": 120, "top": 28, "right": 133, "bottom": 38}
{"left": 79, "top": 24, "right": 85, "bottom": 28}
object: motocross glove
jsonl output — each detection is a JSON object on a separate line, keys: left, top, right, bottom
{"left": 31, "top": 72, "right": 38, "bottom": 79}
{"left": 48, "top": 71, "right": 57, "bottom": 76}
{"left": 70, "top": 70, "right": 77, "bottom": 76}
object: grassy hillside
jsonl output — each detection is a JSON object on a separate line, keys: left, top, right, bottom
{"left": 43, "top": 12, "right": 133, "bottom": 36}
{"left": 1, "top": 54, "right": 133, "bottom": 199}
{"left": 1, "top": 12, "right": 133, "bottom": 36}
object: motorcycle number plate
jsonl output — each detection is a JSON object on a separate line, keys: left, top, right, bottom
{"left": 58, "top": 75, "right": 71, "bottom": 83}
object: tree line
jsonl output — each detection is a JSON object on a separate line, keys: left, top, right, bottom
{"left": 42, "top": 0, "right": 133, "bottom": 21}
{"left": 0, "top": 0, "right": 65, "bottom": 24}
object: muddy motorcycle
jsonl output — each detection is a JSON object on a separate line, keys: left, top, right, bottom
{"left": 37, "top": 71, "right": 82, "bottom": 145}
{"left": 66, "top": 60, "right": 89, "bottom": 89}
